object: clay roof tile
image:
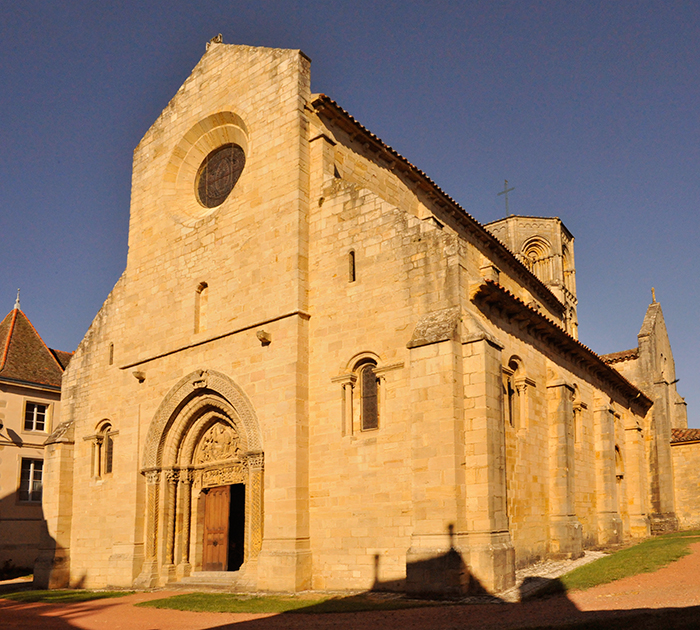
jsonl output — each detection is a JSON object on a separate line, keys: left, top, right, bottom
{"left": 0, "top": 308, "right": 69, "bottom": 388}
{"left": 671, "top": 428, "right": 700, "bottom": 444}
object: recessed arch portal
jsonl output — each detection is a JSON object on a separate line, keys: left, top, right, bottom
{"left": 136, "top": 369, "right": 263, "bottom": 587}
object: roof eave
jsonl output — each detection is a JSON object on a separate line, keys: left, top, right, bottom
{"left": 311, "top": 94, "right": 566, "bottom": 317}
{"left": 471, "top": 279, "right": 653, "bottom": 412}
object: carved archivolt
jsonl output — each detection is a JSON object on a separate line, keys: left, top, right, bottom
{"left": 136, "top": 369, "right": 265, "bottom": 584}
{"left": 142, "top": 369, "right": 262, "bottom": 470}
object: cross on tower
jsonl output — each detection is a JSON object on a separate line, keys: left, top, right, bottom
{"left": 497, "top": 179, "right": 515, "bottom": 216}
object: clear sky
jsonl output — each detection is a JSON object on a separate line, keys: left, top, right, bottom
{"left": 1, "top": 2, "right": 698, "bottom": 425}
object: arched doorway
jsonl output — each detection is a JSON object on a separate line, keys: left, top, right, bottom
{"left": 135, "top": 369, "right": 263, "bottom": 587}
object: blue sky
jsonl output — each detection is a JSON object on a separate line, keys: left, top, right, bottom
{"left": 1, "top": 2, "right": 699, "bottom": 425}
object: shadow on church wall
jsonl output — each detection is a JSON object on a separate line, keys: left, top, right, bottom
{"left": 0, "top": 488, "right": 45, "bottom": 581}
{"left": 0, "top": 486, "right": 85, "bottom": 591}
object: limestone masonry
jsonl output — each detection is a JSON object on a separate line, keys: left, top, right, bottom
{"left": 34, "top": 42, "right": 700, "bottom": 595}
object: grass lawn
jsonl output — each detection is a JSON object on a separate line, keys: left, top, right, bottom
{"left": 3, "top": 590, "right": 134, "bottom": 604}
{"left": 560, "top": 529, "right": 700, "bottom": 591}
{"left": 136, "top": 592, "right": 441, "bottom": 614}
{"left": 6, "top": 531, "right": 699, "bottom": 611}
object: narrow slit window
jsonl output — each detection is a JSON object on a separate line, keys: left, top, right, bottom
{"left": 195, "top": 282, "right": 208, "bottom": 333}
{"left": 349, "top": 251, "right": 356, "bottom": 283}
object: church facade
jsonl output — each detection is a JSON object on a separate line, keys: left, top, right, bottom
{"left": 36, "top": 42, "right": 694, "bottom": 595}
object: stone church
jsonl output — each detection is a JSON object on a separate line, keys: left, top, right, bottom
{"left": 36, "top": 41, "right": 698, "bottom": 595}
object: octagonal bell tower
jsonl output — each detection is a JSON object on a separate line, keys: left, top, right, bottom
{"left": 485, "top": 215, "right": 578, "bottom": 338}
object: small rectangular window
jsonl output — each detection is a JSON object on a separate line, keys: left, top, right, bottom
{"left": 19, "top": 458, "right": 43, "bottom": 502}
{"left": 24, "top": 402, "right": 48, "bottom": 432}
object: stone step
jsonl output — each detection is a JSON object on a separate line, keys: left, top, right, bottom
{"left": 170, "top": 570, "right": 256, "bottom": 592}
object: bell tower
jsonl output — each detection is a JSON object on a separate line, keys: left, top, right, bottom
{"left": 485, "top": 215, "right": 578, "bottom": 338}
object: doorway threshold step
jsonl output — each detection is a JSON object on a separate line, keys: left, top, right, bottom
{"left": 171, "top": 571, "right": 255, "bottom": 592}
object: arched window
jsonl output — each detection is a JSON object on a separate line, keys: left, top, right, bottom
{"left": 359, "top": 361, "right": 378, "bottom": 431}
{"left": 615, "top": 445, "right": 624, "bottom": 480}
{"left": 90, "top": 421, "right": 117, "bottom": 479}
{"left": 521, "top": 237, "right": 553, "bottom": 283}
{"left": 503, "top": 358, "right": 521, "bottom": 428}
{"left": 502, "top": 356, "right": 533, "bottom": 431}
{"left": 334, "top": 354, "right": 403, "bottom": 436}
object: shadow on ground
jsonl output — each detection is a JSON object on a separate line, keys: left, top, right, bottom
{"left": 3, "top": 580, "right": 700, "bottom": 630}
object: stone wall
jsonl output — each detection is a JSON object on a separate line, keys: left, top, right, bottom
{"left": 671, "top": 442, "right": 700, "bottom": 529}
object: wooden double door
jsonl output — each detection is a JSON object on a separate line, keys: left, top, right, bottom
{"left": 202, "top": 484, "right": 245, "bottom": 571}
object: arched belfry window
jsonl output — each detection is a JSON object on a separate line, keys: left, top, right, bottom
{"left": 521, "top": 237, "right": 553, "bottom": 283}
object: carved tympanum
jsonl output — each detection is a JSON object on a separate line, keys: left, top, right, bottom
{"left": 195, "top": 422, "right": 241, "bottom": 464}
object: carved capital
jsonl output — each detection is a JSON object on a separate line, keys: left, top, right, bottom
{"left": 331, "top": 373, "right": 357, "bottom": 387}
{"left": 179, "top": 468, "right": 193, "bottom": 485}
{"left": 165, "top": 469, "right": 179, "bottom": 484}
{"left": 144, "top": 469, "right": 161, "bottom": 485}
{"left": 246, "top": 451, "right": 265, "bottom": 470}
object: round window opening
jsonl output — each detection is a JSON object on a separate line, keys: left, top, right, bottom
{"left": 196, "top": 143, "right": 246, "bottom": 208}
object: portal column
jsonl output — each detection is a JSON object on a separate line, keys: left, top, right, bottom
{"left": 134, "top": 469, "right": 161, "bottom": 588}
{"left": 176, "top": 469, "right": 193, "bottom": 578}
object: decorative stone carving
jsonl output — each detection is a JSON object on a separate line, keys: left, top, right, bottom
{"left": 246, "top": 451, "right": 265, "bottom": 470}
{"left": 179, "top": 468, "right": 193, "bottom": 485}
{"left": 192, "top": 370, "right": 209, "bottom": 389}
{"left": 142, "top": 369, "right": 262, "bottom": 470}
{"left": 200, "top": 463, "right": 246, "bottom": 488}
{"left": 195, "top": 423, "right": 241, "bottom": 464}
{"left": 144, "top": 469, "right": 161, "bottom": 485}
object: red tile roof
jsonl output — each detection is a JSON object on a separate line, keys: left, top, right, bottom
{"left": 671, "top": 428, "right": 700, "bottom": 444}
{"left": 601, "top": 348, "right": 639, "bottom": 364}
{"left": 0, "top": 308, "right": 71, "bottom": 389}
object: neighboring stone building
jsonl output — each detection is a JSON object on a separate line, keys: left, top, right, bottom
{"left": 0, "top": 295, "right": 70, "bottom": 572}
{"left": 669, "top": 428, "right": 700, "bottom": 530}
{"left": 35, "top": 42, "right": 696, "bottom": 595}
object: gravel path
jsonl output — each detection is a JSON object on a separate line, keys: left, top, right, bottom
{"left": 2, "top": 543, "right": 700, "bottom": 629}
